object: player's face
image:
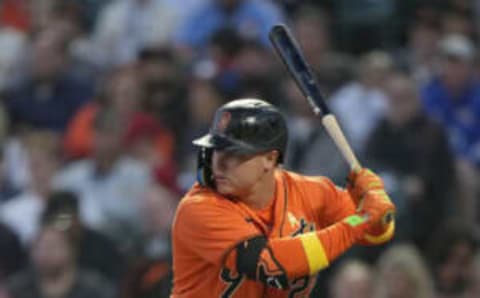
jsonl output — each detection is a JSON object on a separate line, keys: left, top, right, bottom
{"left": 211, "top": 150, "right": 275, "bottom": 198}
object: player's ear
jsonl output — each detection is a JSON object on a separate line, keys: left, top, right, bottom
{"left": 263, "top": 150, "right": 279, "bottom": 171}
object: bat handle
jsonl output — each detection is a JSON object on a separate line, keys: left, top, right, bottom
{"left": 321, "top": 114, "right": 362, "bottom": 172}
{"left": 322, "top": 115, "right": 393, "bottom": 224}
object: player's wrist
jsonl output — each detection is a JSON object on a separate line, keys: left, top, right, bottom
{"left": 341, "top": 214, "right": 370, "bottom": 240}
{"left": 358, "top": 190, "right": 396, "bottom": 227}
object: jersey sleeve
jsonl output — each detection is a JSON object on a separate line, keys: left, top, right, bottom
{"left": 173, "top": 198, "right": 260, "bottom": 266}
{"left": 220, "top": 217, "right": 367, "bottom": 290}
{"left": 300, "top": 176, "right": 356, "bottom": 227}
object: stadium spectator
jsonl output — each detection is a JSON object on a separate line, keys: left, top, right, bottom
{"left": 292, "top": 5, "right": 331, "bottom": 71}
{"left": 4, "top": 27, "right": 94, "bottom": 133}
{"left": 0, "top": 131, "right": 61, "bottom": 244}
{"left": 291, "top": 5, "right": 354, "bottom": 93}
{"left": 54, "top": 108, "right": 151, "bottom": 255}
{"left": 232, "top": 40, "right": 283, "bottom": 107}
{"left": 427, "top": 222, "right": 477, "bottom": 298}
{"left": 142, "top": 78, "right": 187, "bottom": 153}
{"left": 118, "top": 177, "right": 177, "bottom": 297}
{"left": 138, "top": 47, "right": 187, "bottom": 147}
{"left": 365, "top": 73, "right": 455, "bottom": 250}
{"left": 421, "top": 34, "right": 480, "bottom": 168}
{"left": 88, "top": 0, "right": 182, "bottom": 67}
{"left": 63, "top": 64, "right": 144, "bottom": 160}
{"left": 329, "top": 51, "right": 393, "bottom": 155}
{"left": 329, "top": 260, "right": 374, "bottom": 298}
{"left": 393, "top": 19, "right": 441, "bottom": 85}
{"left": 374, "top": 244, "right": 434, "bottom": 298}
{"left": 124, "top": 112, "right": 177, "bottom": 193}
{"left": 174, "top": 0, "right": 284, "bottom": 54}
{"left": 420, "top": 34, "right": 480, "bottom": 229}
{"left": 137, "top": 47, "right": 183, "bottom": 89}
{"left": 41, "top": 191, "right": 126, "bottom": 283}
{"left": 6, "top": 217, "right": 115, "bottom": 298}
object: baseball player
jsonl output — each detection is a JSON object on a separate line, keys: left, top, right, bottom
{"left": 172, "top": 99, "right": 395, "bottom": 297}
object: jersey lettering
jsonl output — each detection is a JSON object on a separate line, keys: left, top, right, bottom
{"left": 220, "top": 268, "right": 244, "bottom": 298}
{"left": 289, "top": 276, "right": 311, "bottom": 298}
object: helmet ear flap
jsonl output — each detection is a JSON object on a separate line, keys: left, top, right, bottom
{"left": 197, "top": 147, "right": 215, "bottom": 188}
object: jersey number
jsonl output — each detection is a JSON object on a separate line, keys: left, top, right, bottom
{"left": 220, "top": 268, "right": 244, "bottom": 298}
{"left": 221, "top": 269, "right": 312, "bottom": 298}
{"left": 289, "top": 276, "right": 311, "bottom": 298}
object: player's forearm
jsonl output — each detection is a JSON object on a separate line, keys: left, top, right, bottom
{"left": 227, "top": 218, "right": 363, "bottom": 290}
{"left": 268, "top": 219, "right": 362, "bottom": 278}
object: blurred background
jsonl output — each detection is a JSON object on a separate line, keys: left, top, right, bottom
{"left": 0, "top": 0, "right": 479, "bottom": 297}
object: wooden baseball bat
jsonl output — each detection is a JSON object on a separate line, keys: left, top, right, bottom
{"left": 269, "top": 24, "right": 361, "bottom": 172}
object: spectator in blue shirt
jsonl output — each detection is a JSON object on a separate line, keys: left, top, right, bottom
{"left": 5, "top": 27, "right": 94, "bottom": 133}
{"left": 420, "top": 34, "right": 480, "bottom": 168}
{"left": 174, "top": 0, "right": 284, "bottom": 54}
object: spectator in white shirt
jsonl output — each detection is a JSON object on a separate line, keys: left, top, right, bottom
{"left": 87, "top": 0, "right": 182, "bottom": 68}
{"left": 329, "top": 51, "right": 393, "bottom": 155}
{"left": 0, "top": 130, "right": 61, "bottom": 244}
{"left": 54, "top": 108, "right": 151, "bottom": 255}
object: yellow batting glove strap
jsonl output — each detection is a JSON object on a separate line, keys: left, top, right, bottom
{"left": 298, "top": 232, "right": 329, "bottom": 275}
{"left": 363, "top": 220, "right": 395, "bottom": 245}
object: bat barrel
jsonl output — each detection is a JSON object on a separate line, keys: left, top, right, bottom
{"left": 269, "top": 24, "right": 331, "bottom": 116}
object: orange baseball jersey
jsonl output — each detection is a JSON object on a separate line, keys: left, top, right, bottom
{"left": 172, "top": 169, "right": 394, "bottom": 297}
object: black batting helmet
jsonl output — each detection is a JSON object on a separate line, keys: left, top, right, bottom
{"left": 193, "top": 98, "right": 288, "bottom": 160}
{"left": 193, "top": 98, "right": 288, "bottom": 187}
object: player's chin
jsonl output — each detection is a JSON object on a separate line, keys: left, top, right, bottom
{"left": 215, "top": 182, "right": 236, "bottom": 196}
{"left": 216, "top": 184, "right": 232, "bottom": 194}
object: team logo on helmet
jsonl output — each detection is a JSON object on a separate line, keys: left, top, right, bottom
{"left": 216, "top": 111, "right": 231, "bottom": 133}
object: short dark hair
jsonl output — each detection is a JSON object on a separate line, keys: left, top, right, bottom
{"left": 41, "top": 190, "right": 79, "bottom": 226}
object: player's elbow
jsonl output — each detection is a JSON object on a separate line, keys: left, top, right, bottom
{"left": 234, "top": 235, "right": 291, "bottom": 290}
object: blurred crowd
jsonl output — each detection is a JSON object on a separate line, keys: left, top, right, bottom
{"left": 0, "top": 0, "right": 479, "bottom": 297}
